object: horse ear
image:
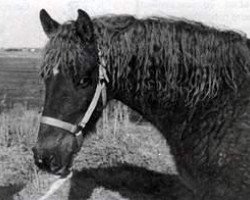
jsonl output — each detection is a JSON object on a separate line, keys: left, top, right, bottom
{"left": 76, "top": 9, "right": 94, "bottom": 42}
{"left": 40, "top": 9, "right": 60, "bottom": 38}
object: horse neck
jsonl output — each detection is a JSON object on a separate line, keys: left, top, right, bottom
{"left": 100, "top": 41, "right": 242, "bottom": 186}
{"left": 93, "top": 16, "right": 250, "bottom": 194}
{"left": 94, "top": 17, "right": 189, "bottom": 124}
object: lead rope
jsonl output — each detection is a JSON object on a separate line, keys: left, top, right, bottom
{"left": 38, "top": 172, "right": 73, "bottom": 200}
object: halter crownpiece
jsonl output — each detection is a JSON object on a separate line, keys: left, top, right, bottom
{"left": 40, "top": 47, "right": 109, "bottom": 147}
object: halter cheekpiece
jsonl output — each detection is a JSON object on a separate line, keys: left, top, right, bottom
{"left": 40, "top": 47, "right": 109, "bottom": 146}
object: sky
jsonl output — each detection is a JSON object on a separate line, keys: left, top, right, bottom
{"left": 0, "top": 0, "right": 250, "bottom": 48}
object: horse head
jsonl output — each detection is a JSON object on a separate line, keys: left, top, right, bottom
{"left": 32, "top": 9, "right": 103, "bottom": 176}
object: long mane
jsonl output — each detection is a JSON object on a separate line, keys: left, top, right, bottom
{"left": 40, "top": 14, "right": 250, "bottom": 107}
{"left": 93, "top": 15, "right": 250, "bottom": 106}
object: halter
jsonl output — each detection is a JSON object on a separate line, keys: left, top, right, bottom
{"left": 40, "top": 49, "right": 109, "bottom": 147}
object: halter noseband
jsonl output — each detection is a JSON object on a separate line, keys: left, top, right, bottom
{"left": 40, "top": 49, "right": 109, "bottom": 147}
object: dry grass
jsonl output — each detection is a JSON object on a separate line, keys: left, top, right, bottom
{"left": 0, "top": 105, "right": 39, "bottom": 148}
{"left": 0, "top": 103, "right": 176, "bottom": 200}
{"left": 0, "top": 105, "right": 39, "bottom": 190}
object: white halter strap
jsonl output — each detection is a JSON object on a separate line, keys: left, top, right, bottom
{"left": 40, "top": 80, "right": 106, "bottom": 136}
{"left": 40, "top": 50, "right": 109, "bottom": 141}
{"left": 40, "top": 117, "right": 77, "bottom": 133}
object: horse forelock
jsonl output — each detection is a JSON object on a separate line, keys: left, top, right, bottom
{"left": 40, "top": 21, "right": 86, "bottom": 79}
{"left": 94, "top": 15, "right": 250, "bottom": 106}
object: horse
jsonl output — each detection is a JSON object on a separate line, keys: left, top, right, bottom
{"left": 32, "top": 9, "right": 250, "bottom": 199}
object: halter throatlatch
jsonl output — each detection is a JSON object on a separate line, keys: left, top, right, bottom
{"left": 40, "top": 49, "right": 109, "bottom": 147}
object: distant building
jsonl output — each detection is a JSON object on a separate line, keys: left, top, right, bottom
{"left": 4, "top": 48, "right": 22, "bottom": 52}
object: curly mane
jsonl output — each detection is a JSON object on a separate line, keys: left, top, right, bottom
{"left": 40, "top": 14, "right": 250, "bottom": 106}
{"left": 93, "top": 15, "right": 250, "bottom": 106}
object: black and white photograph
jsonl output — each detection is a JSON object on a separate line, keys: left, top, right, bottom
{"left": 0, "top": 0, "right": 249, "bottom": 199}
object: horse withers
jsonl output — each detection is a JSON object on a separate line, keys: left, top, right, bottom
{"left": 33, "top": 9, "right": 250, "bottom": 199}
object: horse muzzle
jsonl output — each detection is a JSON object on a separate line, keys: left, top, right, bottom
{"left": 32, "top": 146, "right": 72, "bottom": 177}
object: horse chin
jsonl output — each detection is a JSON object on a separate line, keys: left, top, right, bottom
{"left": 53, "top": 166, "right": 71, "bottom": 178}
{"left": 50, "top": 156, "right": 74, "bottom": 177}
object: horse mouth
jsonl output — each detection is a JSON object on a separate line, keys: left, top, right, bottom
{"left": 49, "top": 159, "right": 73, "bottom": 177}
{"left": 51, "top": 166, "right": 71, "bottom": 177}
{"left": 34, "top": 157, "right": 72, "bottom": 178}
{"left": 41, "top": 164, "right": 71, "bottom": 177}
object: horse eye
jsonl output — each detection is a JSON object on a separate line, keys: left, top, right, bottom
{"left": 78, "top": 77, "right": 91, "bottom": 88}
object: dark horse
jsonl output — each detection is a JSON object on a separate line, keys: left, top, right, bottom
{"left": 32, "top": 9, "right": 250, "bottom": 199}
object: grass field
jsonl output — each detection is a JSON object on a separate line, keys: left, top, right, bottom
{"left": 0, "top": 51, "right": 178, "bottom": 200}
{"left": 0, "top": 50, "right": 43, "bottom": 110}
